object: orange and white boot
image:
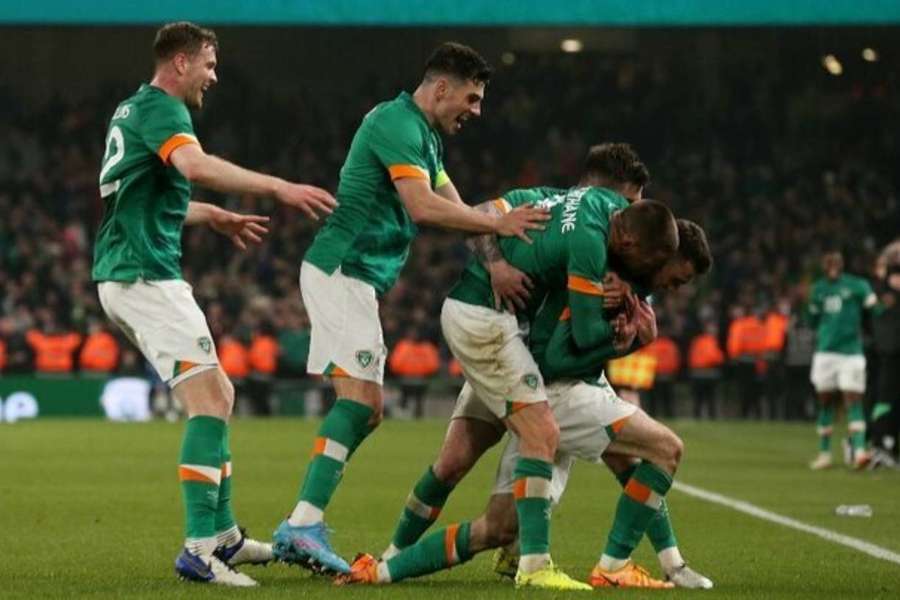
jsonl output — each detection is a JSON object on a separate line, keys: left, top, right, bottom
{"left": 590, "top": 560, "right": 674, "bottom": 589}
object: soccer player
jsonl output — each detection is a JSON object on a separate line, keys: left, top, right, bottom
{"left": 274, "top": 42, "right": 548, "bottom": 574}
{"left": 93, "top": 22, "right": 337, "bottom": 586}
{"left": 808, "top": 250, "right": 881, "bottom": 470}
{"left": 373, "top": 155, "right": 676, "bottom": 590}
{"left": 340, "top": 220, "right": 713, "bottom": 589}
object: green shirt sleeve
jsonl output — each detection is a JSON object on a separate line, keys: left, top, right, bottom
{"left": 368, "top": 113, "right": 430, "bottom": 182}
{"left": 566, "top": 198, "right": 613, "bottom": 349}
{"left": 140, "top": 96, "right": 197, "bottom": 164}
{"left": 541, "top": 312, "right": 619, "bottom": 380}
{"left": 807, "top": 283, "right": 822, "bottom": 329}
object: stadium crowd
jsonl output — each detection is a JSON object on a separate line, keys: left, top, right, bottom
{"left": 0, "top": 51, "right": 897, "bottom": 419}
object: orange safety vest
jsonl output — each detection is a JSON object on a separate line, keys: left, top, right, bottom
{"left": 79, "top": 331, "right": 120, "bottom": 372}
{"left": 25, "top": 330, "right": 82, "bottom": 372}
{"left": 727, "top": 316, "right": 767, "bottom": 359}
{"left": 646, "top": 337, "right": 681, "bottom": 376}
{"left": 249, "top": 335, "right": 278, "bottom": 374}
{"left": 389, "top": 339, "right": 441, "bottom": 378}
{"left": 763, "top": 312, "right": 788, "bottom": 354}
{"left": 688, "top": 333, "right": 725, "bottom": 370}
{"left": 0, "top": 339, "right": 6, "bottom": 371}
{"left": 607, "top": 348, "right": 658, "bottom": 390}
{"left": 219, "top": 337, "right": 250, "bottom": 378}
{"left": 448, "top": 357, "right": 463, "bottom": 377}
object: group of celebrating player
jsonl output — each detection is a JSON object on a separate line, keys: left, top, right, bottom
{"left": 94, "top": 21, "right": 714, "bottom": 590}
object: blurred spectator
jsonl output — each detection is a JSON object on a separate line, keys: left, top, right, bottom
{"left": 219, "top": 334, "right": 250, "bottom": 380}
{"left": 784, "top": 302, "right": 817, "bottom": 420}
{"left": 762, "top": 301, "right": 789, "bottom": 419}
{"left": 645, "top": 335, "right": 681, "bottom": 418}
{"left": 25, "top": 319, "right": 82, "bottom": 373}
{"left": 727, "top": 306, "right": 767, "bottom": 418}
{"left": 247, "top": 324, "right": 278, "bottom": 416}
{"left": 688, "top": 321, "right": 725, "bottom": 419}
{"left": 870, "top": 241, "right": 900, "bottom": 464}
{"left": 79, "top": 320, "right": 120, "bottom": 374}
{"left": 277, "top": 305, "right": 311, "bottom": 378}
{"left": 389, "top": 326, "right": 441, "bottom": 418}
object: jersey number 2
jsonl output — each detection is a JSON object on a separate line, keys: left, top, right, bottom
{"left": 99, "top": 126, "right": 125, "bottom": 197}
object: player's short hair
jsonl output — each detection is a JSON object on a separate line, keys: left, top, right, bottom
{"left": 423, "top": 42, "right": 492, "bottom": 85}
{"left": 153, "top": 22, "right": 218, "bottom": 63}
{"left": 584, "top": 143, "right": 650, "bottom": 187}
{"left": 677, "top": 219, "right": 712, "bottom": 275}
{"left": 619, "top": 199, "right": 678, "bottom": 254}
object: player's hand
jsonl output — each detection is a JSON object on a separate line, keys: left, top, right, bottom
{"left": 602, "top": 271, "right": 632, "bottom": 310}
{"left": 633, "top": 296, "right": 658, "bottom": 345}
{"left": 611, "top": 312, "right": 637, "bottom": 354}
{"left": 275, "top": 180, "right": 337, "bottom": 220}
{"left": 494, "top": 204, "right": 550, "bottom": 243}
{"left": 488, "top": 260, "right": 533, "bottom": 313}
{"left": 209, "top": 209, "right": 270, "bottom": 251}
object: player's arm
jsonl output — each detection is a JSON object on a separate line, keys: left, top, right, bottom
{"left": 541, "top": 308, "right": 637, "bottom": 380}
{"left": 465, "top": 198, "right": 533, "bottom": 312}
{"left": 806, "top": 285, "right": 822, "bottom": 329}
{"left": 184, "top": 201, "right": 270, "bottom": 251}
{"left": 861, "top": 280, "right": 885, "bottom": 316}
{"left": 394, "top": 177, "right": 546, "bottom": 241}
{"left": 168, "top": 144, "right": 335, "bottom": 220}
{"left": 434, "top": 172, "right": 464, "bottom": 205}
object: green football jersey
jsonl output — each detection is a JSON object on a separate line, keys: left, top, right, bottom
{"left": 93, "top": 84, "right": 199, "bottom": 282}
{"left": 304, "top": 92, "right": 449, "bottom": 295}
{"left": 447, "top": 186, "right": 629, "bottom": 324}
{"left": 808, "top": 274, "right": 877, "bottom": 355}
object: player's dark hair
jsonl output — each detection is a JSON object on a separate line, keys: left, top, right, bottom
{"left": 584, "top": 143, "right": 650, "bottom": 187}
{"left": 677, "top": 219, "right": 712, "bottom": 275}
{"left": 423, "top": 42, "right": 492, "bottom": 84}
{"left": 619, "top": 200, "right": 678, "bottom": 254}
{"left": 154, "top": 22, "right": 218, "bottom": 63}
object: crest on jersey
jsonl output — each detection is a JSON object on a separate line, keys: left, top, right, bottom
{"left": 356, "top": 350, "right": 374, "bottom": 368}
{"left": 197, "top": 336, "right": 212, "bottom": 354}
{"left": 523, "top": 373, "right": 539, "bottom": 390}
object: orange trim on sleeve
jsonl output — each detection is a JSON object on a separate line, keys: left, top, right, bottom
{"left": 158, "top": 133, "right": 199, "bottom": 165}
{"left": 492, "top": 198, "right": 512, "bottom": 214}
{"left": 559, "top": 307, "right": 572, "bottom": 321}
{"left": 388, "top": 164, "right": 430, "bottom": 181}
{"left": 567, "top": 275, "right": 604, "bottom": 296}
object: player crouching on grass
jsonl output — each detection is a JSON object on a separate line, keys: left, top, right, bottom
{"left": 337, "top": 219, "right": 713, "bottom": 590}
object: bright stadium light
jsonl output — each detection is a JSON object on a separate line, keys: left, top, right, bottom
{"left": 862, "top": 47, "right": 878, "bottom": 62}
{"left": 822, "top": 54, "right": 843, "bottom": 76}
{"left": 560, "top": 38, "right": 583, "bottom": 53}
{"left": 501, "top": 51, "right": 516, "bottom": 66}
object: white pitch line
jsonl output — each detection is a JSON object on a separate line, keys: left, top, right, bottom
{"left": 672, "top": 481, "right": 900, "bottom": 566}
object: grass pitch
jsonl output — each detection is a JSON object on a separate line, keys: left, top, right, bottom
{"left": 2, "top": 419, "right": 899, "bottom": 599}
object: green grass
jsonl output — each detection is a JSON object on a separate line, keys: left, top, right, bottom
{"left": 2, "top": 419, "right": 899, "bottom": 599}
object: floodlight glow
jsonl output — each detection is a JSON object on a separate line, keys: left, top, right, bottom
{"left": 560, "top": 39, "right": 583, "bottom": 53}
{"left": 862, "top": 48, "right": 878, "bottom": 62}
{"left": 822, "top": 54, "right": 843, "bottom": 76}
{"left": 501, "top": 51, "right": 516, "bottom": 65}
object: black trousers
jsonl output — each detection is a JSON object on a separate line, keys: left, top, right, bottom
{"left": 691, "top": 377, "right": 718, "bottom": 419}
{"left": 784, "top": 364, "right": 814, "bottom": 421}
{"left": 871, "top": 352, "right": 900, "bottom": 457}
{"left": 735, "top": 362, "right": 762, "bottom": 419}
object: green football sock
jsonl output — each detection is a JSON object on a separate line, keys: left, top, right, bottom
{"left": 514, "top": 457, "right": 553, "bottom": 568}
{"left": 385, "top": 521, "right": 473, "bottom": 582}
{"left": 179, "top": 416, "right": 226, "bottom": 540}
{"left": 603, "top": 461, "right": 673, "bottom": 560}
{"left": 214, "top": 425, "right": 236, "bottom": 534}
{"left": 614, "top": 464, "right": 677, "bottom": 552}
{"left": 848, "top": 402, "right": 866, "bottom": 453}
{"left": 817, "top": 404, "right": 834, "bottom": 452}
{"left": 296, "top": 399, "right": 374, "bottom": 511}
{"left": 390, "top": 466, "right": 456, "bottom": 549}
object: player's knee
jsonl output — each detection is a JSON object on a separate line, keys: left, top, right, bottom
{"left": 433, "top": 456, "right": 471, "bottom": 486}
{"left": 660, "top": 430, "right": 684, "bottom": 473}
{"left": 541, "top": 416, "right": 561, "bottom": 454}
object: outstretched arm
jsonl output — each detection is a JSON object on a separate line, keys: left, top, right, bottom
{"left": 169, "top": 144, "right": 336, "bottom": 220}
